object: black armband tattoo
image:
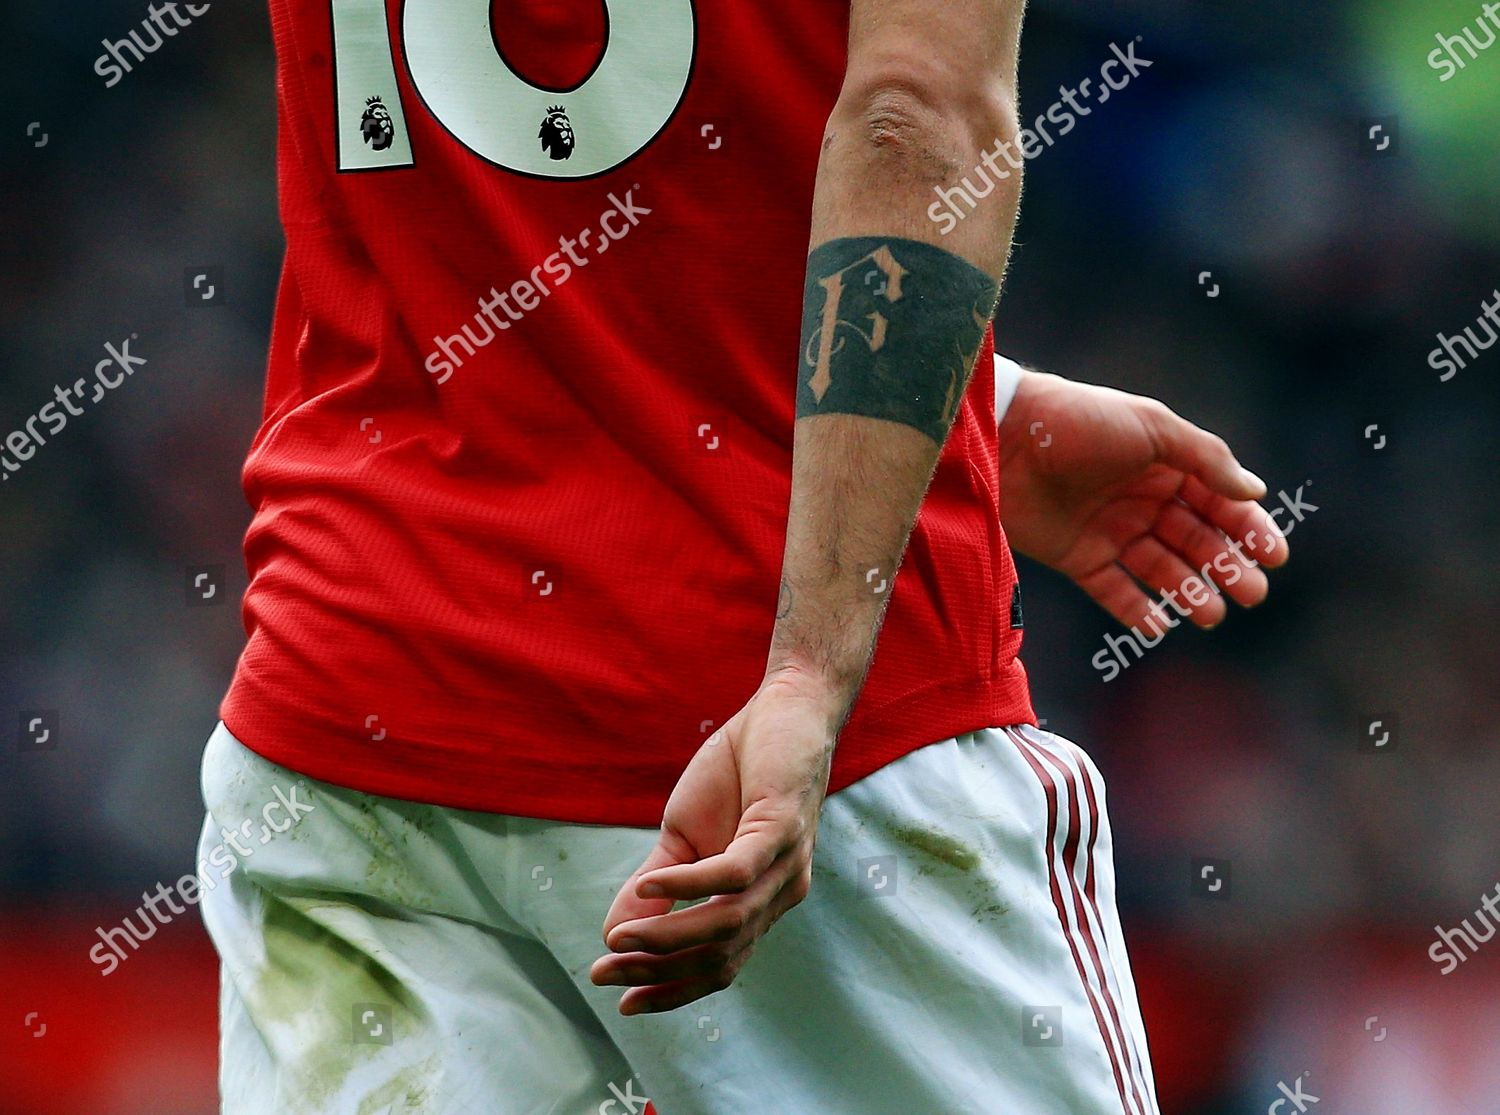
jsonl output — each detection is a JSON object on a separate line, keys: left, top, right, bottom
{"left": 797, "top": 237, "right": 999, "bottom": 443}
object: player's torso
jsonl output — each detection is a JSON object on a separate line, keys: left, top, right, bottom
{"left": 227, "top": 0, "right": 1026, "bottom": 823}
{"left": 263, "top": 0, "right": 859, "bottom": 488}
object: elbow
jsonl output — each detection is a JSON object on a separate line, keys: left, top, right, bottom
{"left": 833, "top": 67, "right": 1020, "bottom": 185}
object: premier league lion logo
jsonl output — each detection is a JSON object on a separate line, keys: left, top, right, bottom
{"left": 362, "top": 95, "right": 395, "bottom": 152}
{"left": 539, "top": 105, "right": 575, "bottom": 161}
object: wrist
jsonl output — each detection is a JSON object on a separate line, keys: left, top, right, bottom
{"left": 761, "top": 658, "right": 855, "bottom": 732}
{"left": 998, "top": 363, "right": 1067, "bottom": 455}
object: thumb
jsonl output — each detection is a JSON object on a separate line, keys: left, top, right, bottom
{"left": 1146, "top": 402, "right": 1266, "bottom": 501}
{"left": 601, "top": 837, "right": 689, "bottom": 946}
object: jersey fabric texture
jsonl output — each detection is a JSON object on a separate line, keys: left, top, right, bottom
{"left": 222, "top": 0, "right": 1037, "bottom": 826}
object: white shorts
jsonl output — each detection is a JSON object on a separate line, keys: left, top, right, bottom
{"left": 198, "top": 720, "right": 1158, "bottom": 1114}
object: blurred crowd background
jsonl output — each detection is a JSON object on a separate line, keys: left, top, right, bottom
{"left": 2, "top": 0, "right": 1497, "bottom": 1112}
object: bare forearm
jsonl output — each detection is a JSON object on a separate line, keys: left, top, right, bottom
{"left": 767, "top": 3, "right": 1025, "bottom": 731}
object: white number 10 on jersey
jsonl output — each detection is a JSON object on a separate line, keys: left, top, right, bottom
{"left": 330, "top": 0, "right": 696, "bottom": 179}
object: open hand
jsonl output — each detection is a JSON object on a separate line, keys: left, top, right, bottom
{"left": 999, "top": 367, "right": 1288, "bottom": 630}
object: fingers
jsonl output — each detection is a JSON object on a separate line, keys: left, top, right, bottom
{"left": 1073, "top": 562, "right": 1161, "bottom": 630}
{"left": 606, "top": 891, "right": 753, "bottom": 957}
{"left": 594, "top": 891, "right": 761, "bottom": 993}
{"left": 600, "top": 874, "right": 811, "bottom": 1010}
{"left": 1151, "top": 501, "right": 1269, "bottom": 609}
{"left": 634, "top": 826, "right": 788, "bottom": 903}
{"left": 601, "top": 840, "right": 690, "bottom": 943}
{"left": 605, "top": 845, "right": 794, "bottom": 959}
{"left": 1118, "top": 534, "right": 1227, "bottom": 630}
{"left": 1145, "top": 401, "right": 1266, "bottom": 502}
{"left": 595, "top": 937, "right": 750, "bottom": 1011}
{"left": 1067, "top": 399, "right": 1287, "bottom": 634}
{"left": 1090, "top": 477, "right": 1287, "bottom": 633}
{"left": 1179, "top": 476, "right": 1289, "bottom": 569}
{"left": 617, "top": 974, "right": 736, "bottom": 1017}
{"left": 592, "top": 857, "right": 811, "bottom": 1015}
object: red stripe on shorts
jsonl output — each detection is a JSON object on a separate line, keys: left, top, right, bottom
{"left": 1064, "top": 738, "right": 1158, "bottom": 1114}
{"left": 1006, "top": 726, "right": 1136, "bottom": 1115}
{"left": 1024, "top": 730, "right": 1151, "bottom": 1115}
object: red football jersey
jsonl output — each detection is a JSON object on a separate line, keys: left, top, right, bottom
{"left": 222, "top": 0, "right": 1036, "bottom": 826}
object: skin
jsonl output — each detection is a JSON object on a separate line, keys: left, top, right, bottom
{"left": 588, "top": 0, "right": 1290, "bottom": 1014}
{"left": 796, "top": 238, "right": 997, "bottom": 441}
{"left": 998, "top": 369, "right": 1288, "bottom": 630}
{"left": 588, "top": 365, "right": 1289, "bottom": 1014}
{"left": 593, "top": 0, "right": 1283, "bottom": 1018}
{"left": 592, "top": 0, "right": 1026, "bottom": 1016}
